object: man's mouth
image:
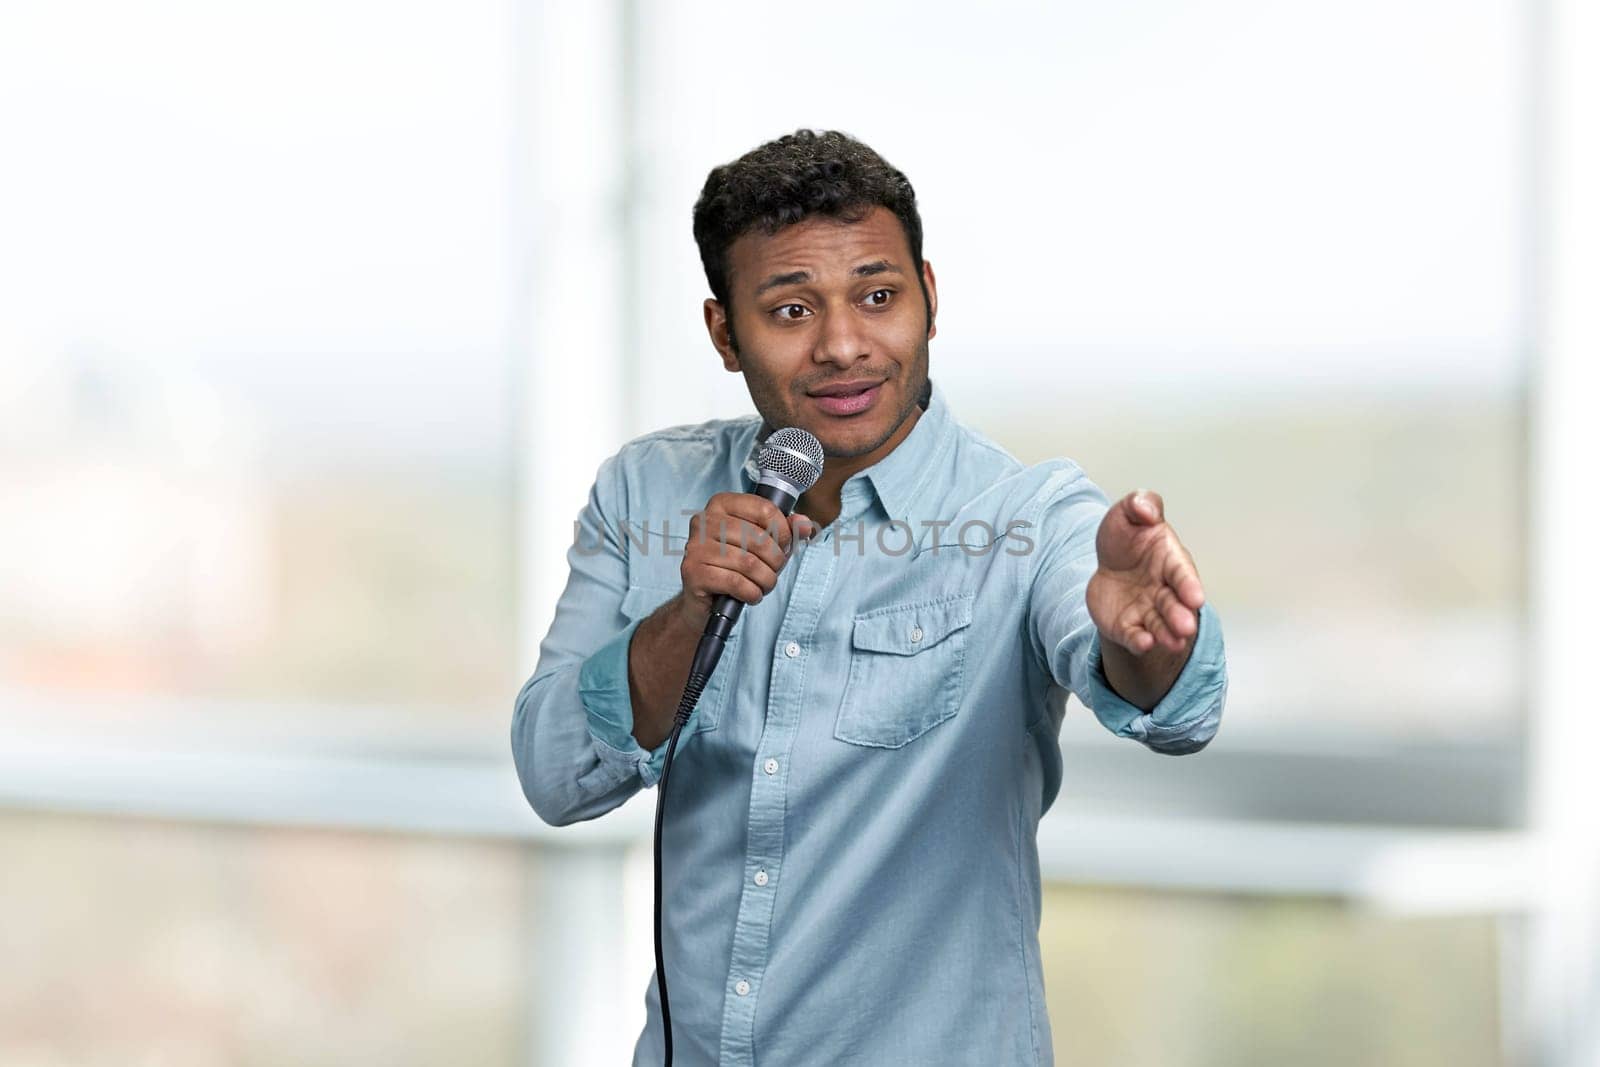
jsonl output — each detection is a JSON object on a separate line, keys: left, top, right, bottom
{"left": 807, "top": 379, "right": 884, "bottom": 416}
{"left": 808, "top": 378, "right": 885, "bottom": 397}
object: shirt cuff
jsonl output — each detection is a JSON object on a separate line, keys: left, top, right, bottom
{"left": 1082, "top": 600, "right": 1227, "bottom": 753}
{"left": 576, "top": 616, "right": 678, "bottom": 787}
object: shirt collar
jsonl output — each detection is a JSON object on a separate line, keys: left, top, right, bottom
{"left": 741, "top": 376, "right": 954, "bottom": 525}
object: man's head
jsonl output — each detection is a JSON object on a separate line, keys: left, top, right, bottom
{"left": 693, "top": 130, "right": 937, "bottom": 461}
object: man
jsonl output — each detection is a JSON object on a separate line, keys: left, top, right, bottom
{"left": 512, "top": 129, "right": 1227, "bottom": 1066}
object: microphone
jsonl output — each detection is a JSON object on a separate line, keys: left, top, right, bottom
{"left": 702, "top": 426, "right": 826, "bottom": 646}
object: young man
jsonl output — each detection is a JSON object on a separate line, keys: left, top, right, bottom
{"left": 512, "top": 129, "right": 1227, "bottom": 1066}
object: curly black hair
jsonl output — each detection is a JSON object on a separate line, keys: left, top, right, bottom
{"left": 692, "top": 129, "right": 930, "bottom": 338}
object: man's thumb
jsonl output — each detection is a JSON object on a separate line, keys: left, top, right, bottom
{"left": 1125, "top": 490, "right": 1163, "bottom": 525}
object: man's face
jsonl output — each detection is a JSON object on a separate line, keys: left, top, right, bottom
{"left": 704, "top": 205, "right": 938, "bottom": 460}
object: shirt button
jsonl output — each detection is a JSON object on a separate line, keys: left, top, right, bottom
{"left": 734, "top": 979, "right": 751, "bottom": 997}
{"left": 754, "top": 868, "right": 769, "bottom": 887}
{"left": 784, "top": 641, "right": 801, "bottom": 658}
{"left": 910, "top": 626, "right": 924, "bottom": 643}
{"left": 763, "top": 758, "right": 779, "bottom": 776}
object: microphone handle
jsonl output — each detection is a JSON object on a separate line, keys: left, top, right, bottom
{"left": 704, "top": 483, "right": 796, "bottom": 643}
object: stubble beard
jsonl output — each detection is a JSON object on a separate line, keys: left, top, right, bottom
{"left": 741, "top": 338, "right": 929, "bottom": 460}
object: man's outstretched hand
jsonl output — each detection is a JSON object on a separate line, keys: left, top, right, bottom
{"left": 1086, "top": 489, "right": 1206, "bottom": 657}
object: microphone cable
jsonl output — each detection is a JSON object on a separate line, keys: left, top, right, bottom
{"left": 653, "top": 634, "right": 719, "bottom": 1067}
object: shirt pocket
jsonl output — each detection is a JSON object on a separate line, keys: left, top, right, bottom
{"left": 834, "top": 593, "right": 974, "bottom": 749}
{"left": 619, "top": 585, "right": 738, "bottom": 735}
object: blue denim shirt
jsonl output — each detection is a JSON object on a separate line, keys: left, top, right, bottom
{"left": 512, "top": 378, "right": 1227, "bottom": 1066}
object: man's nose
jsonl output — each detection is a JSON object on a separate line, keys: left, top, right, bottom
{"left": 811, "top": 304, "right": 870, "bottom": 367}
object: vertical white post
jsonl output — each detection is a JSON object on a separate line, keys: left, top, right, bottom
{"left": 511, "top": 0, "right": 631, "bottom": 672}
{"left": 509, "top": 1, "right": 635, "bottom": 1064}
{"left": 1526, "top": 0, "right": 1600, "bottom": 1064}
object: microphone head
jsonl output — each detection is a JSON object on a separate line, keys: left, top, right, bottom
{"left": 758, "top": 427, "right": 824, "bottom": 495}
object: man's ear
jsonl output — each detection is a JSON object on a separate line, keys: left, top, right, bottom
{"left": 921, "top": 260, "right": 939, "bottom": 341}
{"left": 704, "top": 299, "right": 741, "bottom": 372}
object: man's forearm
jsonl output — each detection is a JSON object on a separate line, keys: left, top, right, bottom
{"left": 626, "top": 595, "right": 701, "bottom": 750}
{"left": 1100, "top": 633, "right": 1192, "bottom": 712}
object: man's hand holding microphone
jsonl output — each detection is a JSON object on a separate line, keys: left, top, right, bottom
{"left": 627, "top": 492, "right": 818, "bottom": 750}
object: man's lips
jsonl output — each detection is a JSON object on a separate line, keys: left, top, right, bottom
{"left": 808, "top": 379, "right": 884, "bottom": 416}
{"left": 807, "top": 378, "right": 886, "bottom": 397}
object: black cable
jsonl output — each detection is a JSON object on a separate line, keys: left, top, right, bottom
{"left": 653, "top": 659, "right": 711, "bottom": 1067}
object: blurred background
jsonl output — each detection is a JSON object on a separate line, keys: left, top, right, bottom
{"left": 2, "top": 1, "right": 1596, "bottom": 1065}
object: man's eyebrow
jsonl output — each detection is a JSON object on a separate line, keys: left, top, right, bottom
{"left": 755, "top": 270, "right": 811, "bottom": 296}
{"left": 852, "top": 260, "right": 903, "bottom": 279}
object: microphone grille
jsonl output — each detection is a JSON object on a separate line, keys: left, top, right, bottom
{"left": 758, "top": 427, "right": 824, "bottom": 493}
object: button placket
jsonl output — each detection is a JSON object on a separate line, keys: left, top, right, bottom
{"left": 719, "top": 515, "right": 838, "bottom": 1064}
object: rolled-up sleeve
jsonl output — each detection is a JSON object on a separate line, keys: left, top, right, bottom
{"left": 1080, "top": 601, "right": 1227, "bottom": 754}
{"left": 510, "top": 452, "right": 678, "bottom": 827}
{"left": 1025, "top": 465, "right": 1228, "bottom": 756}
{"left": 575, "top": 615, "right": 679, "bottom": 787}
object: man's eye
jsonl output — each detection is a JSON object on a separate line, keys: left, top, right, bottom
{"left": 865, "top": 289, "right": 893, "bottom": 306}
{"left": 774, "top": 304, "right": 810, "bottom": 320}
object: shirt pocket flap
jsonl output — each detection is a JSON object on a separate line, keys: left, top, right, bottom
{"left": 851, "top": 595, "right": 973, "bottom": 655}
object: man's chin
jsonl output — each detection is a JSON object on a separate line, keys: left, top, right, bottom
{"left": 811, "top": 420, "right": 895, "bottom": 460}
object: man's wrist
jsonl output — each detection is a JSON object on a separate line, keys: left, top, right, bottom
{"left": 1097, "top": 628, "right": 1194, "bottom": 711}
{"left": 627, "top": 595, "right": 702, "bottom": 750}
{"left": 666, "top": 591, "right": 707, "bottom": 639}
